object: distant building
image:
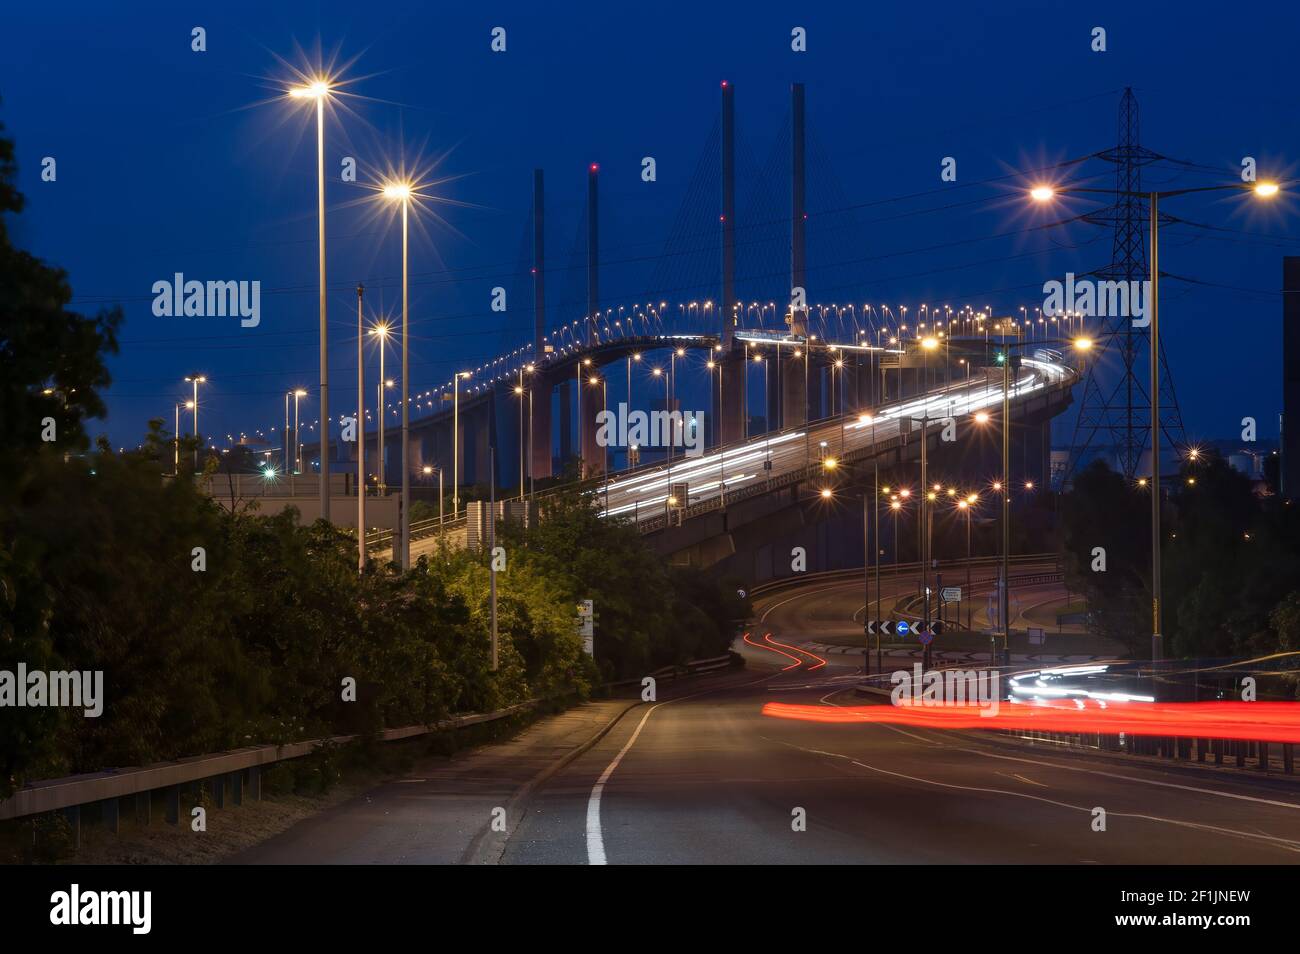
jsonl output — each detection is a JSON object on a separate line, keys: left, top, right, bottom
{"left": 1049, "top": 450, "right": 1069, "bottom": 487}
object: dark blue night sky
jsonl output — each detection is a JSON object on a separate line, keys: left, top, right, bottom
{"left": 3, "top": 0, "right": 1298, "bottom": 449}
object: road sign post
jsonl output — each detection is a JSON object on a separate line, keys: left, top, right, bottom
{"left": 576, "top": 600, "right": 594, "bottom": 656}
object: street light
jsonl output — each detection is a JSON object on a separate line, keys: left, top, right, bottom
{"left": 422, "top": 464, "right": 445, "bottom": 527}
{"left": 514, "top": 375, "right": 527, "bottom": 501}
{"left": 288, "top": 388, "right": 307, "bottom": 474}
{"left": 356, "top": 284, "right": 366, "bottom": 572}
{"left": 990, "top": 334, "right": 1092, "bottom": 661}
{"left": 380, "top": 178, "right": 415, "bottom": 570}
{"left": 184, "top": 375, "right": 206, "bottom": 468}
{"left": 860, "top": 412, "right": 882, "bottom": 675}
{"left": 287, "top": 77, "right": 334, "bottom": 524}
{"left": 589, "top": 374, "right": 607, "bottom": 481}
{"left": 1030, "top": 178, "right": 1281, "bottom": 663}
{"left": 957, "top": 496, "right": 977, "bottom": 631}
{"left": 367, "top": 323, "right": 392, "bottom": 492}
{"left": 453, "top": 371, "right": 471, "bottom": 516}
{"left": 174, "top": 400, "right": 193, "bottom": 475}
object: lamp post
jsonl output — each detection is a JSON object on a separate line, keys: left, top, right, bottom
{"left": 707, "top": 358, "right": 718, "bottom": 452}
{"left": 356, "top": 284, "right": 366, "bottom": 571}
{"left": 988, "top": 334, "right": 1092, "bottom": 661}
{"left": 525, "top": 366, "right": 535, "bottom": 503}
{"left": 621, "top": 356, "right": 637, "bottom": 452}
{"left": 454, "top": 371, "right": 470, "bottom": 515}
{"left": 670, "top": 347, "right": 685, "bottom": 463}
{"left": 283, "top": 391, "right": 291, "bottom": 473}
{"left": 292, "top": 389, "right": 306, "bottom": 474}
{"left": 175, "top": 400, "right": 193, "bottom": 475}
{"left": 919, "top": 336, "right": 939, "bottom": 638}
{"left": 590, "top": 373, "right": 608, "bottom": 502}
{"left": 288, "top": 78, "right": 333, "bottom": 523}
{"left": 515, "top": 370, "right": 527, "bottom": 501}
{"left": 368, "top": 323, "right": 391, "bottom": 493}
{"left": 958, "top": 496, "right": 976, "bottom": 631}
{"left": 1029, "top": 178, "right": 1281, "bottom": 663}
{"left": 184, "top": 375, "right": 206, "bottom": 468}
{"left": 652, "top": 366, "right": 667, "bottom": 457}
{"left": 858, "top": 414, "right": 881, "bottom": 674}
{"left": 423, "top": 465, "right": 444, "bottom": 528}
{"left": 380, "top": 180, "right": 413, "bottom": 571}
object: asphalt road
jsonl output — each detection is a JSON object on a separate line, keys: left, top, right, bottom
{"left": 501, "top": 642, "right": 1300, "bottom": 864}
{"left": 234, "top": 590, "right": 1300, "bottom": 865}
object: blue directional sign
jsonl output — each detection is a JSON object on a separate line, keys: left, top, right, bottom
{"left": 895, "top": 620, "right": 910, "bottom": 636}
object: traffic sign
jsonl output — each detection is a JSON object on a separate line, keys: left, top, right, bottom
{"left": 941, "top": 586, "right": 961, "bottom": 603}
{"left": 576, "top": 600, "right": 594, "bottom": 655}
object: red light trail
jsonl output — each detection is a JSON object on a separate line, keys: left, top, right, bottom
{"left": 761, "top": 699, "right": 1300, "bottom": 744}
{"left": 742, "top": 632, "right": 827, "bottom": 671}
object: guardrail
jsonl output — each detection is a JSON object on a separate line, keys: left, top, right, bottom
{"left": 747, "top": 553, "right": 1060, "bottom": 599}
{"left": 854, "top": 683, "right": 1300, "bottom": 778}
{"left": 998, "top": 729, "right": 1298, "bottom": 776}
{"left": 0, "top": 652, "right": 743, "bottom": 850}
{"left": 602, "top": 652, "right": 740, "bottom": 688}
{"left": 366, "top": 513, "right": 468, "bottom": 552}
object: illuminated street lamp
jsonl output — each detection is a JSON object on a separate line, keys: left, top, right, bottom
{"left": 184, "top": 375, "right": 206, "bottom": 469}
{"left": 453, "top": 371, "right": 471, "bottom": 515}
{"left": 174, "top": 400, "right": 193, "bottom": 475}
{"left": 422, "top": 464, "right": 444, "bottom": 527}
{"left": 367, "top": 323, "right": 392, "bottom": 492}
{"left": 287, "top": 77, "right": 334, "bottom": 523}
{"left": 860, "top": 412, "right": 882, "bottom": 674}
{"left": 356, "top": 284, "right": 367, "bottom": 572}
{"left": 1031, "top": 178, "right": 1281, "bottom": 662}
{"left": 380, "top": 179, "right": 415, "bottom": 570}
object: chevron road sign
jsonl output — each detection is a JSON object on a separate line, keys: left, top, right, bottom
{"left": 866, "top": 620, "right": 944, "bottom": 639}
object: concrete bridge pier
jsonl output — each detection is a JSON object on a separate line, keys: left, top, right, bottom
{"left": 579, "top": 376, "right": 605, "bottom": 478}
{"left": 717, "top": 350, "right": 748, "bottom": 445}
{"left": 558, "top": 378, "right": 573, "bottom": 466}
{"left": 529, "top": 369, "right": 555, "bottom": 482}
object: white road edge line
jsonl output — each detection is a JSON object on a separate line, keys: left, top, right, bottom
{"left": 586, "top": 669, "right": 788, "bottom": 865}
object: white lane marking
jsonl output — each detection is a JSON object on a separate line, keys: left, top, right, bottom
{"left": 586, "top": 670, "right": 788, "bottom": 865}
{"left": 766, "top": 737, "right": 1300, "bottom": 853}
{"left": 820, "top": 684, "right": 944, "bottom": 746}
{"left": 813, "top": 689, "right": 1300, "bottom": 814}
{"left": 997, "top": 771, "right": 1049, "bottom": 789}
{"left": 946, "top": 743, "right": 1300, "bottom": 812}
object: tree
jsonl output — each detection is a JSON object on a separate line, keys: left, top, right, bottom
{"left": 1059, "top": 459, "right": 1150, "bottom": 652}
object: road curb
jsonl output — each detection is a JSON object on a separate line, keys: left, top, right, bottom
{"left": 461, "top": 698, "right": 646, "bottom": 866}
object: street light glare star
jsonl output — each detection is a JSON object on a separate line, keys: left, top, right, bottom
{"left": 1255, "top": 181, "right": 1280, "bottom": 198}
{"left": 288, "top": 79, "right": 332, "bottom": 99}
{"left": 1029, "top": 185, "right": 1055, "bottom": 202}
{"left": 382, "top": 181, "right": 413, "bottom": 201}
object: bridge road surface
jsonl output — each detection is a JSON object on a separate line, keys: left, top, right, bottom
{"left": 596, "top": 358, "right": 1072, "bottom": 523}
